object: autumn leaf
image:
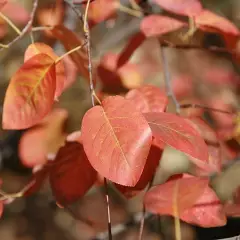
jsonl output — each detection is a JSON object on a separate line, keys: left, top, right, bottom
{"left": 188, "top": 117, "right": 221, "bottom": 175}
{"left": 50, "top": 142, "right": 97, "bottom": 205}
{"left": 2, "top": 53, "right": 56, "bottom": 129}
{"left": 144, "top": 175, "right": 208, "bottom": 216}
{"left": 153, "top": 0, "right": 202, "bottom": 16}
{"left": 181, "top": 184, "right": 226, "bottom": 227}
{"left": 126, "top": 85, "right": 168, "bottom": 113}
{"left": 115, "top": 144, "right": 163, "bottom": 198}
{"left": 50, "top": 25, "right": 96, "bottom": 85}
{"left": 86, "top": 0, "right": 118, "bottom": 25}
{"left": 81, "top": 96, "right": 152, "bottom": 186}
{"left": 24, "top": 42, "right": 66, "bottom": 100}
{"left": 0, "top": 0, "right": 7, "bottom": 10}
{"left": 195, "top": 10, "right": 239, "bottom": 36}
{"left": 141, "top": 15, "right": 186, "bottom": 37}
{"left": 19, "top": 108, "right": 68, "bottom": 167}
{"left": 144, "top": 112, "right": 212, "bottom": 171}
{"left": 37, "top": 0, "right": 64, "bottom": 38}
{"left": 117, "top": 32, "right": 146, "bottom": 68}
{"left": 1, "top": 1, "right": 30, "bottom": 24}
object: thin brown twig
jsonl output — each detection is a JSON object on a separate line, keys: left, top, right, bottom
{"left": 159, "top": 43, "right": 180, "bottom": 114}
{"left": 0, "top": 0, "right": 39, "bottom": 52}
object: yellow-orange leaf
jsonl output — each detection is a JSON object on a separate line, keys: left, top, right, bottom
{"left": 24, "top": 42, "right": 65, "bottom": 100}
{"left": 2, "top": 53, "right": 56, "bottom": 129}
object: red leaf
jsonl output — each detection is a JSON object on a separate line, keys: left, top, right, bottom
{"left": 195, "top": 10, "right": 239, "bottom": 36}
{"left": 117, "top": 32, "right": 146, "bottom": 68}
{"left": 2, "top": 54, "right": 56, "bottom": 129}
{"left": 181, "top": 185, "right": 226, "bottom": 227}
{"left": 115, "top": 145, "right": 163, "bottom": 198}
{"left": 1, "top": 1, "right": 30, "bottom": 24}
{"left": 81, "top": 96, "right": 152, "bottom": 186}
{"left": 188, "top": 117, "right": 221, "bottom": 175}
{"left": 0, "top": 0, "right": 6, "bottom": 10}
{"left": 144, "top": 112, "right": 211, "bottom": 171}
{"left": 126, "top": 85, "right": 168, "bottom": 113}
{"left": 144, "top": 175, "right": 208, "bottom": 216}
{"left": 24, "top": 42, "right": 66, "bottom": 100}
{"left": 19, "top": 108, "right": 68, "bottom": 167}
{"left": 24, "top": 167, "right": 49, "bottom": 197}
{"left": 50, "top": 142, "right": 97, "bottom": 205}
{"left": 153, "top": 0, "right": 202, "bottom": 16}
{"left": 141, "top": 15, "right": 185, "bottom": 37}
{"left": 50, "top": 25, "right": 96, "bottom": 85}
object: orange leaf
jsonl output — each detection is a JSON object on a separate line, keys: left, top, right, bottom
{"left": 2, "top": 53, "right": 56, "bottom": 129}
{"left": 141, "top": 15, "right": 186, "bottom": 37}
{"left": 19, "top": 108, "right": 68, "bottom": 167}
{"left": 195, "top": 10, "right": 239, "bottom": 36}
{"left": 24, "top": 42, "right": 66, "bottom": 100}
{"left": 153, "top": 0, "right": 202, "bottom": 16}
{"left": 50, "top": 142, "right": 97, "bottom": 205}
{"left": 81, "top": 96, "right": 152, "bottom": 186}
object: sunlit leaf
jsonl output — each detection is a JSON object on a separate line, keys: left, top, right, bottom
{"left": 115, "top": 144, "right": 163, "bottom": 198}
{"left": 153, "top": 0, "right": 202, "bottom": 16}
{"left": 81, "top": 96, "right": 152, "bottom": 186}
{"left": 195, "top": 10, "right": 239, "bottom": 36}
{"left": 141, "top": 15, "right": 185, "bottom": 37}
{"left": 50, "top": 142, "right": 97, "bottom": 205}
{"left": 19, "top": 108, "right": 68, "bottom": 167}
{"left": 2, "top": 53, "right": 56, "bottom": 129}
{"left": 126, "top": 85, "right": 168, "bottom": 113}
{"left": 24, "top": 42, "right": 65, "bottom": 100}
{"left": 144, "top": 175, "right": 208, "bottom": 216}
{"left": 144, "top": 112, "right": 211, "bottom": 171}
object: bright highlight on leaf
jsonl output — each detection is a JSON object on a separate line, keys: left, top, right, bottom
{"left": 24, "top": 42, "right": 66, "bottom": 100}
{"left": 144, "top": 112, "right": 211, "bottom": 171}
{"left": 153, "top": 0, "right": 202, "bottom": 16}
{"left": 141, "top": 15, "right": 185, "bottom": 37}
{"left": 2, "top": 53, "right": 56, "bottom": 129}
{"left": 81, "top": 96, "right": 152, "bottom": 186}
